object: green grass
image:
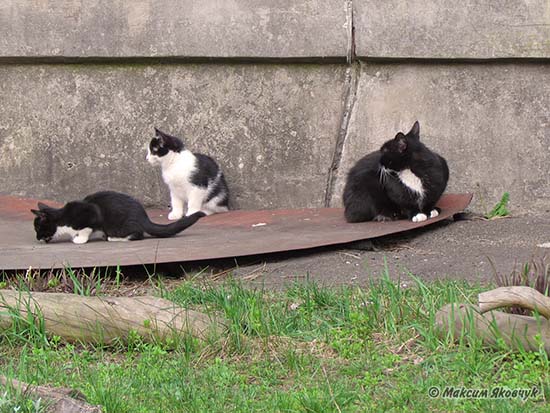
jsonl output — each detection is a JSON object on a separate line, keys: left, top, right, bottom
{"left": 1, "top": 269, "right": 549, "bottom": 412}
{"left": 485, "top": 192, "right": 510, "bottom": 220}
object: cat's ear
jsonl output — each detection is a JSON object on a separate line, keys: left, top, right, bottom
{"left": 154, "top": 128, "right": 166, "bottom": 146}
{"left": 408, "top": 121, "right": 420, "bottom": 140}
{"left": 37, "top": 202, "right": 52, "bottom": 211}
{"left": 155, "top": 128, "right": 167, "bottom": 140}
{"left": 31, "top": 209, "right": 47, "bottom": 219}
{"left": 395, "top": 133, "right": 407, "bottom": 152}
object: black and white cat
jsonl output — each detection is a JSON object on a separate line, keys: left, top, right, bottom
{"left": 147, "top": 128, "right": 230, "bottom": 220}
{"left": 343, "top": 121, "right": 448, "bottom": 223}
{"left": 379, "top": 121, "right": 449, "bottom": 222}
{"left": 31, "top": 191, "right": 204, "bottom": 244}
{"left": 343, "top": 151, "right": 402, "bottom": 223}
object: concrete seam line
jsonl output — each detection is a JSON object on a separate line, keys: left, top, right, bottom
{"left": 0, "top": 56, "right": 349, "bottom": 65}
{"left": 354, "top": 56, "right": 550, "bottom": 65}
{"left": 324, "top": 61, "right": 360, "bottom": 207}
{"left": 346, "top": 0, "right": 354, "bottom": 64}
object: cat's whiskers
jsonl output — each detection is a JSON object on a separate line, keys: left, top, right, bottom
{"left": 379, "top": 165, "right": 393, "bottom": 185}
{"left": 378, "top": 166, "right": 385, "bottom": 184}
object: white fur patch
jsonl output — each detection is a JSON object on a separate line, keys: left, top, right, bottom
{"left": 107, "top": 236, "right": 131, "bottom": 242}
{"left": 51, "top": 226, "right": 94, "bottom": 244}
{"left": 51, "top": 227, "right": 102, "bottom": 243}
{"left": 73, "top": 227, "right": 93, "bottom": 244}
{"left": 168, "top": 210, "right": 183, "bottom": 220}
{"left": 202, "top": 192, "right": 229, "bottom": 215}
{"left": 398, "top": 169, "right": 424, "bottom": 198}
{"left": 412, "top": 213, "right": 428, "bottom": 223}
{"left": 158, "top": 150, "right": 199, "bottom": 219}
{"left": 146, "top": 148, "right": 161, "bottom": 166}
{"left": 430, "top": 209, "right": 439, "bottom": 218}
{"left": 52, "top": 225, "right": 79, "bottom": 242}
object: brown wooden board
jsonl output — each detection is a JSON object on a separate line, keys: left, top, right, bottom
{"left": 0, "top": 193, "right": 472, "bottom": 270}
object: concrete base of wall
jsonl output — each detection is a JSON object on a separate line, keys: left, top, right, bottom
{"left": 0, "top": 64, "right": 347, "bottom": 210}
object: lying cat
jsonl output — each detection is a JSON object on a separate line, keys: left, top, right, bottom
{"left": 147, "top": 128, "right": 230, "bottom": 220}
{"left": 343, "top": 121, "right": 448, "bottom": 223}
{"left": 31, "top": 191, "right": 204, "bottom": 244}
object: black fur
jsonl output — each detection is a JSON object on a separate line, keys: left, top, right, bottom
{"left": 343, "top": 151, "right": 402, "bottom": 223}
{"left": 380, "top": 121, "right": 449, "bottom": 219}
{"left": 191, "top": 153, "right": 220, "bottom": 187}
{"left": 150, "top": 128, "right": 184, "bottom": 157}
{"left": 31, "top": 191, "right": 204, "bottom": 243}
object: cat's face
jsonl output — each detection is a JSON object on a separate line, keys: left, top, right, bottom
{"left": 380, "top": 121, "right": 420, "bottom": 171}
{"left": 146, "top": 128, "right": 184, "bottom": 165}
{"left": 31, "top": 203, "right": 58, "bottom": 242}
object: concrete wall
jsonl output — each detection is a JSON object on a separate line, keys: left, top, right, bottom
{"left": 1, "top": 1, "right": 549, "bottom": 213}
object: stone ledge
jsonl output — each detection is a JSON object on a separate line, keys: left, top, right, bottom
{"left": 0, "top": 0, "right": 349, "bottom": 60}
{"left": 355, "top": 0, "right": 550, "bottom": 59}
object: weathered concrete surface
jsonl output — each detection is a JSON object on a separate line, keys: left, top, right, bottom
{"left": 332, "top": 63, "right": 550, "bottom": 214}
{"left": 2, "top": 2, "right": 550, "bottom": 216}
{"left": 0, "top": 0, "right": 349, "bottom": 60}
{"left": 355, "top": 0, "right": 550, "bottom": 59}
{"left": 0, "top": 64, "right": 347, "bottom": 209}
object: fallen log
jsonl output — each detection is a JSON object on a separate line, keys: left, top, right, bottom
{"left": 435, "top": 303, "right": 550, "bottom": 353}
{"left": 478, "top": 286, "right": 550, "bottom": 318}
{"left": 0, "top": 375, "right": 101, "bottom": 413}
{"left": 0, "top": 290, "right": 225, "bottom": 345}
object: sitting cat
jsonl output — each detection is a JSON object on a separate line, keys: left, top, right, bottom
{"left": 31, "top": 190, "right": 205, "bottom": 244}
{"left": 343, "top": 151, "right": 402, "bottom": 223}
{"left": 147, "top": 128, "right": 230, "bottom": 220}
{"left": 379, "top": 121, "right": 449, "bottom": 222}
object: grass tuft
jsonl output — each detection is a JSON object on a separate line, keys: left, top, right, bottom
{"left": 485, "top": 192, "right": 510, "bottom": 219}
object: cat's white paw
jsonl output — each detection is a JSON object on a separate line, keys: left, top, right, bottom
{"left": 168, "top": 211, "right": 183, "bottom": 220}
{"left": 107, "top": 236, "right": 130, "bottom": 242}
{"left": 412, "top": 213, "right": 428, "bottom": 223}
{"left": 71, "top": 228, "right": 92, "bottom": 244}
{"left": 72, "top": 236, "right": 88, "bottom": 244}
{"left": 430, "top": 209, "right": 439, "bottom": 219}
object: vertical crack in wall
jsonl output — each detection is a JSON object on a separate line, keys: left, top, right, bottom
{"left": 345, "top": 0, "right": 354, "bottom": 65}
{"left": 324, "top": 0, "right": 358, "bottom": 207}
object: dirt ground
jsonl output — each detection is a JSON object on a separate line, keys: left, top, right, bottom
{"left": 206, "top": 212, "right": 550, "bottom": 288}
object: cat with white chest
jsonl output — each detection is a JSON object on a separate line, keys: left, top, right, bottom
{"left": 344, "top": 121, "right": 448, "bottom": 223}
{"left": 380, "top": 121, "right": 449, "bottom": 222}
{"left": 147, "top": 128, "right": 230, "bottom": 220}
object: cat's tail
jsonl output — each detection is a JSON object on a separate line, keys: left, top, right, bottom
{"left": 142, "top": 211, "right": 206, "bottom": 238}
